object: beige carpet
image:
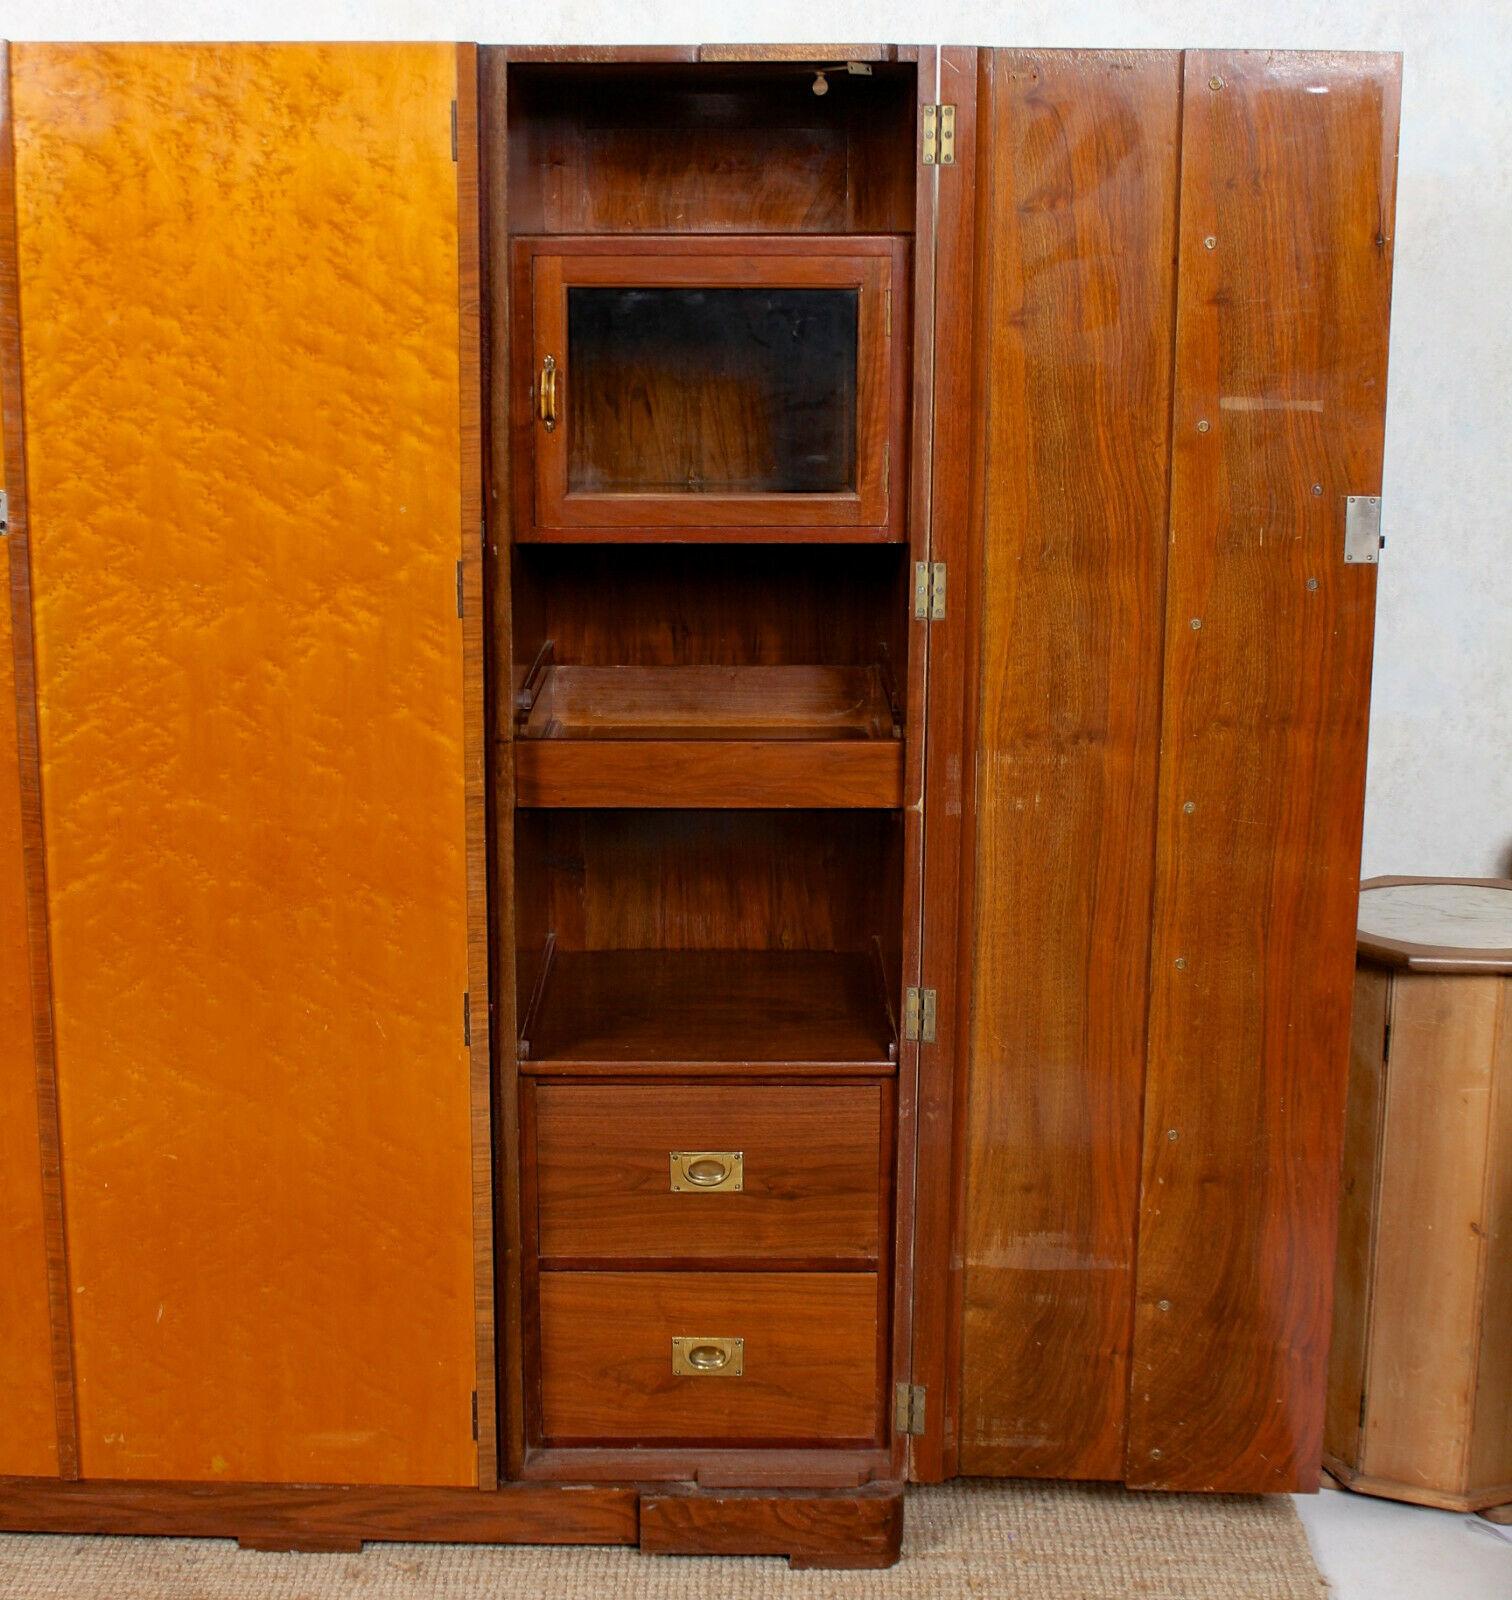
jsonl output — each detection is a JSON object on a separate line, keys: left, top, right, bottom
{"left": 0, "top": 1480, "right": 1326, "bottom": 1598}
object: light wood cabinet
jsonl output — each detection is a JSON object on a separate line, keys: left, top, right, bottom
{"left": 1326, "top": 878, "right": 1512, "bottom": 1517}
{"left": 0, "top": 41, "right": 1401, "bottom": 1566}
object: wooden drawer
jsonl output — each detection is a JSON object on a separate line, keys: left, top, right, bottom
{"left": 538, "top": 1271, "right": 881, "bottom": 1443}
{"left": 532, "top": 1082, "right": 884, "bottom": 1261}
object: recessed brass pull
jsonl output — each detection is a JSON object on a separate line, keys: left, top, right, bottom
{"left": 671, "top": 1336, "right": 744, "bottom": 1377}
{"left": 538, "top": 354, "right": 557, "bottom": 432}
{"left": 669, "top": 1150, "right": 743, "bottom": 1193}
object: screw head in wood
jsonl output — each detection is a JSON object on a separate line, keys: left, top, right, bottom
{"left": 1209, "top": 75, "right": 1224, "bottom": 90}
{"left": 1190, "top": 618, "right": 1202, "bottom": 630}
{"left": 1197, "top": 419, "right": 1210, "bottom": 433}
{"left": 1174, "top": 957, "right": 1188, "bottom": 970}
{"left": 1158, "top": 1299, "right": 1171, "bottom": 1312}
{"left": 1167, "top": 1129, "right": 1179, "bottom": 1141}
{"left": 1312, "top": 483, "right": 1324, "bottom": 495}
{"left": 1183, "top": 801, "right": 1195, "bottom": 814}
{"left": 1204, "top": 235, "right": 1217, "bottom": 250}
{"left": 1307, "top": 577, "right": 1319, "bottom": 591}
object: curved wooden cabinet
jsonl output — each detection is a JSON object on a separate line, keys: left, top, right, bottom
{"left": 0, "top": 39, "right": 1400, "bottom": 1568}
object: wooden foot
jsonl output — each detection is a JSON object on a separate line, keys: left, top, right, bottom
{"left": 639, "top": 1484, "right": 903, "bottom": 1569}
{"left": 1482, "top": 1501, "right": 1512, "bottom": 1526}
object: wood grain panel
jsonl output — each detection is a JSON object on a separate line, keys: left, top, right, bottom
{"left": 0, "top": 44, "right": 60, "bottom": 1473}
{"left": 1470, "top": 979, "right": 1512, "bottom": 1499}
{"left": 533, "top": 1081, "right": 883, "bottom": 1259}
{"left": 1130, "top": 50, "right": 1402, "bottom": 1491}
{"left": 1323, "top": 963, "right": 1391, "bottom": 1468}
{"left": 538, "top": 1271, "right": 880, "bottom": 1442}
{"left": 0, "top": 1476, "right": 640, "bottom": 1546}
{"left": 956, "top": 49, "right": 1181, "bottom": 1481}
{"left": 1359, "top": 976, "right": 1502, "bottom": 1494}
{"left": 515, "top": 738, "right": 903, "bottom": 808}
{"left": 10, "top": 44, "right": 478, "bottom": 1487}
{"left": 640, "top": 1485, "right": 903, "bottom": 1569}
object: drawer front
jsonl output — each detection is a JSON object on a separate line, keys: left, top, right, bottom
{"left": 538, "top": 1271, "right": 880, "bottom": 1443}
{"left": 532, "top": 1082, "right": 884, "bottom": 1261}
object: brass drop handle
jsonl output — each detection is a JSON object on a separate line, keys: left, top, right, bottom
{"left": 669, "top": 1151, "right": 743, "bottom": 1193}
{"left": 671, "top": 1336, "right": 744, "bottom": 1377}
{"left": 538, "top": 354, "right": 557, "bottom": 432}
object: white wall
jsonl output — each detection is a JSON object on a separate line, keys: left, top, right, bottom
{"left": 9, "top": 1, "right": 1511, "bottom": 877}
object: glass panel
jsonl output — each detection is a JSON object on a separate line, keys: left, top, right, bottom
{"left": 566, "top": 286, "right": 859, "bottom": 496}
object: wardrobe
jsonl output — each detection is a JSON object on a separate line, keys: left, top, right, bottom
{"left": 0, "top": 42, "right": 1400, "bottom": 1567}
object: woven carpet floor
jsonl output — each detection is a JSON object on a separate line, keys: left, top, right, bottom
{"left": 0, "top": 1480, "right": 1327, "bottom": 1598}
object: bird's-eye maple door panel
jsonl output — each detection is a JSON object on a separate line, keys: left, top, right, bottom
{"left": 5, "top": 42, "right": 487, "bottom": 1487}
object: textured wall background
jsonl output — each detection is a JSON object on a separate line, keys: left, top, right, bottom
{"left": 7, "top": 1, "right": 1511, "bottom": 877}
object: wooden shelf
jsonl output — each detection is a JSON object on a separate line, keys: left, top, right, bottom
{"left": 518, "top": 947, "right": 898, "bottom": 1074}
{"left": 520, "top": 665, "right": 899, "bottom": 741}
{"left": 513, "top": 661, "right": 904, "bottom": 807}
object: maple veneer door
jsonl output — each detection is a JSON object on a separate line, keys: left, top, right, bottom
{"left": 8, "top": 44, "right": 485, "bottom": 1486}
{"left": 0, "top": 92, "right": 61, "bottom": 1473}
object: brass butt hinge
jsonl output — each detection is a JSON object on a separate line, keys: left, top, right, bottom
{"left": 0, "top": 490, "right": 9, "bottom": 535}
{"left": 456, "top": 560, "right": 465, "bottom": 619}
{"left": 912, "top": 561, "right": 946, "bottom": 621}
{"left": 471, "top": 1390, "right": 479, "bottom": 1440}
{"left": 894, "top": 1382, "right": 927, "bottom": 1436}
{"left": 463, "top": 991, "right": 472, "bottom": 1048}
{"left": 450, "top": 99, "right": 459, "bottom": 163}
{"left": 921, "top": 103, "right": 955, "bottom": 165}
{"left": 903, "top": 986, "right": 937, "bottom": 1044}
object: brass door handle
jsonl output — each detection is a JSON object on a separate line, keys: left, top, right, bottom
{"left": 537, "top": 354, "right": 557, "bottom": 431}
{"left": 671, "top": 1336, "right": 744, "bottom": 1377}
{"left": 669, "top": 1151, "right": 743, "bottom": 1193}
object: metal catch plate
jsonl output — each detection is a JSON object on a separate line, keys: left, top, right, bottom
{"left": 1344, "top": 495, "right": 1383, "bottom": 565}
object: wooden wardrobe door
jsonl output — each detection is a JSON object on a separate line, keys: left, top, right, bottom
{"left": 7, "top": 44, "right": 487, "bottom": 1487}
{"left": 930, "top": 47, "right": 1398, "bottom": 1492}
{"left": 1129, "top": 49, "right": 1400, "bottom": 1493}
{"left": 0, "top": 51, "right": 62, "bottom": 1472}
{"left": 946, "top": 49, "right": 1182, "bottom": 1480}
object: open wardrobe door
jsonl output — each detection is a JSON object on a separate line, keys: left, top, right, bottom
{"left": 911, "top": 48, "right": 1401, "bottom": 1492}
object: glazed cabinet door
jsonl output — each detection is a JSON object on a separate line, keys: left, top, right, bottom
{"left": 512, "top": 236, "right": 908, "bottom": 541}
{"left": 917, "top": 48, "right": 1400, "bottom": 1492}
{"left": 1, "top": 43, "right": 490, "bottom": 1487}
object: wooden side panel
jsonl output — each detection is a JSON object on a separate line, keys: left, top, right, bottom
{"left": 1130, "top": 50, "right": 1401, "bottom": 1491}
{"left": 1361, "top": 975, "right": 1499, "bottom": 1493}
{"left": 1470, "top": 978, "right": 1512, "bottom": 1496}
{"left": 0, "top": 52, "right": 58, "bottom": 1470}
{"left": 1323, "top": 963, "right": 1391, "bottom": 1469}
{"left": 956, "top": 49, "right": 1180, "bottom": 1480}
{"left": 10, "top": 44, "right": 479, "bottom": 1487}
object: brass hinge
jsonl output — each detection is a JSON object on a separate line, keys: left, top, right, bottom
{"left": 1358, "top": 1389, "right": 1368, "bottom": 1430}
{"left": 456, "top": 559, "right": 466, "bottom": 619}
{"left": 463, "top": 991, "right": 472, "bottom": 1048}
{"left": 0, "top": 489, "right": 9, "bottom": 535}
{"left": 913, "top": 561, "right": 946, "bottom": 622}
{"left": 921, "top": 103, "right": 955, "bottom": 165}
{"left": 894, "top": 1382, "right": 927, "bottom": 1436}
{"left": 472, "top": 1390, "right": 479, "bottom": 1440}
{"left": 450, "top": 99, "right": 459, "bottom": 163}
{"left": 903, "top": 986, "right": 937, "bottom": 1044}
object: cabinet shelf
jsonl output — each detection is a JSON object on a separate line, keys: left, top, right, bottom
{"left": 517, "top": 946, "right": 899, "bottom": 1075}
{"left": 513, "top": 661, "right": 904, "bottom": 807}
